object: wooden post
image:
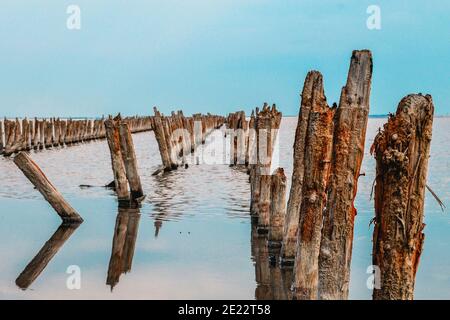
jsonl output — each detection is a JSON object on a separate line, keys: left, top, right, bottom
{"left": 22, "top": 118, "right": 30, "bottom": 151}
{"left": 13, "top": 152, "right": 83, "bottom": 223}
{"left": 281, "top": 71, "right": 320, "bottom": 264}
{"left": 268, "top": 168, "right": 287, "bottom": 249}
{"left": 118, "top": 122, "right": 144, "bottom": 200}
{"left": 16, "top": 223, "right": 79, "bottom": 289}
{"left": 3, "top": 120, "right": 12, "bottom": 156}
{"left": 257, "top": 105, "right": 282, "bottom": 232}
{"left": 39, "top": 119, "right": 45, "bottom": 149}
{"left": 4, "top": 119, "right": 22, "bottom": 156}
{"left": 44, "top": 119, "right": 53, "bottom": 148}
{"left": 33, "top": 118, "right": 40, "bottom": 150}
{"left": 318, "top": 50, "right": 372, "bottom": 300}
{"left": 291, "top": 74, "right": 335, "bottom": 299}
{"left": 105, "top": 117, "right": 130, "bottom": 202}
{"left": 250, "top": 107, "right": 260, "bottom": 216}
{"left": 60, "top": 120, "right": 67, "bottom": 146}
{"left": 53, "top": 118, "right": 61, "bottom": 147}
{"left": 245, "top": 110, "right": 255, "bottom": 167}
{"left": 370, "top": 94, "right": 434, "bottom": 300}
{"left": 153, "top": 107, "right": 172, "bottom": 171}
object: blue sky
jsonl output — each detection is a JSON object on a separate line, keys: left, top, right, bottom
{"left": 0, "top": 0, "right": 448, "bottom": 117}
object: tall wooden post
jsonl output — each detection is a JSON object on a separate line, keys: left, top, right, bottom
{"left": 318, "top": 50, "right": 372, "bottom": 300}
{"left": 105, "top": 118, "right": 130, "bottom": 202}
{"left": 371, "top": 94, "right": 434, "bottom": 300}
{"left": 257, "top": 105, "right": 282, "bottom": 232}
{"left": 292, "top": 73, "right": 335, "bottom": 299}
{"left": 281, "top": 71, "right": 320, "bottom": 264}
{"left": 153, "top": 107, "right": 172, "bottom": 171}
{"left": 119, "top": 122, "right": 144, "bottom": 200}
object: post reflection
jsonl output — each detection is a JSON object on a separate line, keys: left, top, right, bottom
{"left": 16, "top": 223, "right": 80, "bottom": 290}
{"left": 106, "top": 204, "right": 141, "bottom": 290}
{"left": 251, "top": 221, "right": 293, "bottom": 300}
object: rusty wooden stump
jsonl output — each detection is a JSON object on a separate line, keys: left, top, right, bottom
{"left": 370, "top": 94, "right": 434, "bottom": 300}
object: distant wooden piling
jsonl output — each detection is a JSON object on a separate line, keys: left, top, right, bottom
{"left": 1, "top": 115, "right": 153, "bottom": 157}
{"left": 22, "top": 118, "right": 30, "bottom": 151}
{"left": 318, "top": 50, "right": 372, "bottom": 300}
{"left": 153, "top": 107, "right": 173, "bottom": 171}
{"left": 249, "top": 107, "right": 260, "bottom": 216}
{"left": 44, "top": 119, "right": 53, "bottom": 148}
{"left": 39, "top": 119, "right": 45, "bottom": 149}
{"left": 104, "top": 117, "right": 130, "bottom": 202}
{"left": 33, "top": 118, "right": 40, "bottom": 150}
{"left": 370, "top": 94, "right": 434, "bottom": 300}
{"left": 268, "top": 168, "right": 287, "bottom": 249}
{"left": 257, "top": 104, "right": 282, "bottom": 232}
{"left": 291, "top": 74, "right": 335, "bottom": 299}
{"left": 151, "top": 108, "right": 225, "bottom": 172}
{"left": 119, "top": 122, "right": 144, "bottom": 200}
{"left": 13, "top": 152, "right": 83, "bottom": 223}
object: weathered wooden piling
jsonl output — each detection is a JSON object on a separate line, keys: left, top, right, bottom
{"left": 318, "top": 50, "right": 372, "bottom": 300}
{"left": 22, "top": 118, "right": 30, "bottom": 151}
{"left": 13, "top": 152, "right": 83, "bottom": 223}
{"left": 281, "top": 71, "right": 322, "bottom": 264}
{"left": 119, "top": 122, "right": 144, "bottom": 200}
{"left": 246, "top": 110, "right": 256, "bottom": 167}
{"left": 1, "top": 115, "right": 153, "bottom": 157}
{"left": 249, "top": 107, "right": 260, "bottom": 216}
{"left": 4, "top": 119, "right": 22, "bottom": 156}
{"left": 257, "top": 105, "right": 282, "bottom": 232}
{"left": 153, "top": 107, "right": 173, "bottom": 171}
{"left": 16, "top": 223, "right": 79, "bottom": 289}
{"left": 39, "top": 119, "right": 45, "bottom": 149}
{"left": 291, "top": 73, "right": 335, "bottom": 299}
{"left": 33, "top": 118, "right": 40, "bottom": 150}
{"left": 268, "top": 168, "right": 287, "bottom": 249}
{"left": 370, "top": 94, "right": 434, "bottom": 300}
{"left": 105, "top": 117, "right": 130, "bottom": 202}
{"left": 44, "top": 119, "right": 53, "bottom": 148}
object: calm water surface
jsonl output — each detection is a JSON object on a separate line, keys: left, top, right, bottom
{"left": 0, "top": 117, "right": 448, "bottom": 299}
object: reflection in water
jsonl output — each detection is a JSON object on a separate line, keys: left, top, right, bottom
{"left": 106, "top": 205, "right": 141, "bottom": 290}
{"left": 16, "top": 223, "right": 80, "bottom": 289}
{"left": 251, "top": 222, "right": 293, "bottom": 300}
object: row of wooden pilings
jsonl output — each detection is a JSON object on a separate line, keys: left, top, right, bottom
{"left": 233, "top": 50, "right": 435, "bottom": 300}
{"left": 12, "top": 108, "right": 225, "bottom": 220}
{"left": 152, "top": 107, "right": 225, "bottom": 172}
{"left": 0, "top": 116, "right": 153, "bottom": 157}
